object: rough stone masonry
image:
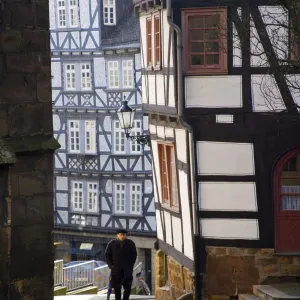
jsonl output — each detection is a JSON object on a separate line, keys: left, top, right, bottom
{"left": 0, "top": 0, "right": 59, "bottom": 299}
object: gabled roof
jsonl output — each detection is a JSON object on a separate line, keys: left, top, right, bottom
{"left": 101, "top": 11, "right": 140, "bottom": 49}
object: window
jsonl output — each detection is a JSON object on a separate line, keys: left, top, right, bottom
{"left": 72, "top": 181, "right": 83, "bottom": 211}
{"left": 158, "top": 143, "right": 179, "bottom": 208}
{"left": 108, "top": 61, "right": 119, "bottom": 88}
{"left": 115, "top": 184, "right": 126, "bottom": 213}
{"left": 57, "top": 0, "right": 78, "bottom": 28}
{"left": 71, "top": 215, "right": 86, "bottom": 225}
{"left": 71, "top": 181, "right": 99, "bottom": 213}
{"left": 68, "top": 120, "right": 96, "bottom": 154}
{"left": 130, "top": 184, "right": 142, "bottom": 214}
{"left": 274, "top": 150, "right": 300, "bottom": 253}
{"left": 130, "top": 120, "right": 142, "bottom": 153}
{"left": 81, "top": 64, "right": 91, "bottom": 90}
{"left": 64, "top": 62, "right": 92, "bottom": 91}
{"left": 145, "top": 13, "right": 161, "bottom": 68}
{"left": 114, "top": 121, "right": 125, "bottom": 153}
{"left": 87, "top": 183, "right": 98, "bottom": 212}
{"left": 122, "top": 60, "right": 133, "bottom": 88}
{"left": 65, "top": 64, "right": 76, "bottom": 90}
{"left": 103, "top": 0, "right": 116, "bottom": 25}
{"left": 290, "top": 10, "right": 300, "bottom": 60}
{"left": 182, "top": 8, "right": 227, "bottom": 74}
{"left": 85, "top": 121, "right": 96, "bottom": 153}
{"left": 69, "top": 120, "right": 80, "bottom": 153}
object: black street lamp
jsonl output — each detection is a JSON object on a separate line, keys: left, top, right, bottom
{"left": 117, "top": 100, "right": 150, "bottom": 146}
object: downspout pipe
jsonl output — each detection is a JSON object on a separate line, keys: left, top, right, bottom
{"left": 166, "top": 1, "right": 202, "bottom": 300}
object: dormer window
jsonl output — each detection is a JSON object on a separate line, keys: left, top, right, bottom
{"left": 104, "top": 0, "right": 116, "bottom": 25}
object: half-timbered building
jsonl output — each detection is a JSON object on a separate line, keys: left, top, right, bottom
{"left": 49, "top": 0, "right": 156, "bottom": 289}
{"left": 133, "top": 0, "right": 300, "bottom": 298}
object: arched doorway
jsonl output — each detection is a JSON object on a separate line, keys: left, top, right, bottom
{"left": 275, "top": 148, "right": 300, "bottom": 253}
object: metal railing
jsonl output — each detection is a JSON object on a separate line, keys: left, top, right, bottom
{"left": 63, "top": 260, "right": 95, "bottom": 292}
{"left": 54, "top": 260, "right": 64, "bottom": 287}
{"left": 94, "top": 264, "right": 110, "bottom": 290}
{"left": 132, "top": 262, "right": 143, "bottom": 290}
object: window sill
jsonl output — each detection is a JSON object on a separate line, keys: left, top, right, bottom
{"left": 55, "top": 27, "right": 82, "bottom": 32}
{"left": 273, "top": 252, "right": 300, "bottom": 256}
{"left": 63, "top": 90, "right": 94, "bottom": 94}
{"left": 161, "top": 203, "right": 180, "bottom": 214}
{"left": 159, "top": 285, "right": 170, "bottom": 291}
{"left": 104, "top": 88, "right": 137, "bottom": 93}
{"left": 183, "top": 69, "right": 228, "bottom": 76}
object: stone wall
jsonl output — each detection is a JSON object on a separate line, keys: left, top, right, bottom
{"left": 0, "top": 0, "right": 55, "bottom": 299}
{"left": 205, "top": 247, "right": 300, "bottom": 299}
{"left": 155, "top": 250, "right": 194, "bottom": 300}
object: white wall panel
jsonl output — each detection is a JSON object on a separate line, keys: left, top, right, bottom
{"left": 172, "top": 216, "right": 182, "bottom": 252}
{"left": 49, "top": 0, "right": 56, "bottom": 30}
{"left": 175, "top": 129, "right": 187, "bottom": 163}
{"left": 161, "top": 9, "right": 174, "bottom": 68}
{"left": 216, "top": 115, "right": 233, "bottom": 123}
{"left": 51, "top": 62, "right": 61, "bottom": 88}
{"left": 286, "top": 74, "right": 300, "bottom": 107}
{"left": 199, "top": 182, "right": 258, "bottom": 211}
{"left": 178, "top": 170, "right": 194, "bottom": 260}
{"left": 197, "top": 141, "right": 255, "bottom": 175}
{"left": 164, "top": 211, "right": 172, "bottom": 245}
{"left": 151, "top": 140, "right": 162, "bottom": 203}
{"left": 185, "top": 76, "right": 242, "bottom": 108}
{"left": 233, "top": 24, "right": 242, "bottom": 67}
{"left": 53, "top": 114, "right": 61, "bottom": 131}
{"left": 79, "top": 0, "right": 90, "bottom": 28}
{"left": 156, "top": 126, "right": 165, "bottom": 139}
{"left": 94, "top": 58, "right": 106, "bottom": 86}
{"left": 252, "top": 75, "right": 285, "bottom": 112}
{"left": 148, "top": 76, "right": 156, "bottom": 105}
{"left": 201, "top": 218, "right": 259, "bottom": 240}
{"left": 140, "top": 16, "right": 147, "bottom": 68}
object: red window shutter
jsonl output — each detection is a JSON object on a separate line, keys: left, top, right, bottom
{"left": 146, "top": 18, "right": 152, "bottom": 66}
{"left": 154, "top": 15, "right": 161, "bottom": 67}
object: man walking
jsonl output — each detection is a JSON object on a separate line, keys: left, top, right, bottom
{"left": 105, "top": 229, "right": 137, "bottom": 300}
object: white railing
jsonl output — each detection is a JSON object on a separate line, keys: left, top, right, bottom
{"left": 94, "top": 264, "right": 110, "bottom": 290}
{"left": 54, "top": 260, "right": 64, "bottom": 287}
{"left": 63, "top": 260, "right": 95, "bottom": 292}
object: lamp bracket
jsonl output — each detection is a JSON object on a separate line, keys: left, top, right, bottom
{"left": 126, "top": 133, "right": 150, "bottom": 146}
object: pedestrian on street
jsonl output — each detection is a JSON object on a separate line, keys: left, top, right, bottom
{"left": 105, "top": 229, "right": 137, "bottom": 300}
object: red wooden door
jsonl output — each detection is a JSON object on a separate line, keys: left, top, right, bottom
{"left": 275, "top": 150, "right": 300, "bottom": 253}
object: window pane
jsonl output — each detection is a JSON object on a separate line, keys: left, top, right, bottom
{"left": 191, "top": 55, "right": 204, "bottom": 65}
{"left": 206, "top": 42, "right": 219, "bottom": 52}
{"left": 190, "top": 16, "right": 204, "bottom": 28}
{"left": 190, "top": 30, "right": 204, "bottom": 41}
{"left": 205, "top": 30, "right": 218, "bottom": 40}
{"left": 206, "top": 54, "right": 219, "bottom": 64}
{"left": 191, "top": 42, "right": 204, "bottom": 52}
{"left": 205, "top": 15, "right": 220, "bottom": 27}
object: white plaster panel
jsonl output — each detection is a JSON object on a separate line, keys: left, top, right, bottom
{"left": 145, "top": 180, "right": 153, "bottom": 194}
{"left": 58, "top": 211, "right": 68, "bottom": 224}
{"left": 94, "top": 58, "right": 106, "bottom": 86}
{"left": 151, "top": 140, "right": 162, "bottom": 203}
{"left": 185, "top": 76, "right": 242, "bottom": 108}
{"left": 252, "top": 75, "right": 285, "bottom": 112}
{"left": 119, "top": 159, "right": 127, "bottom": 170}
{"left": 92, "top": 31, "right": 99, "bottom": 47}
{"left": 51, "top": 62, "right": 61, "bottom": 88}
{"left": 59, "top": 153, "right": 66, "bottom": 167}
{"left": 143, "top": 116, "right": 149, "bottom": 132}
{"left": 99, "top": 135, "right": 110, "bottom": 152}
{"left": 201, "top": 218, "right": 259, "bottom": 240}
{"left": 233, "top": 23, "right": 242, "bottom": 67}
{"left": 156, "top": 75, "right": 165, "bottom": 106}
{"left": 55, "top": 157, "right": 63, "bottom": 168}
{"left": 103, "top": 116, "right": 112, "bottom": 131}
{"left": 142, "top": 75, "right": 148, "bottom": 104}
{"left": 129, "top": 219, "right": 137, "bottom": 229}
{"left": 144, "top": 156, "right": 152, "bottom": 171}
{"left": 147, "top": 196, "right": 155, "bottom": 213}
{"left": 286, "top": 75, "right": 300, "bottom": 108}
{"left": 101, "top": 196, "right": 110, "bottom": 211}
{"left": 199, "top": 182, "right": 258, "bottom": 211}
{"left": 58, "top": 134, "right": 66, "bottom": 149}
{"left": 178, "top": 170, "right": 193, "bottom": 260}
{"left": 175, "top": 129, "right": 187, "bottom": 164}
{"left": 148, "top": 76, "right": 156, "bottom": 105}
{"left": 134, "top": 157, "right": 142, "bottom": 171}
{"left": 140, "top": 16, "right": 147, "bottom": 68}
{"left": 165, "top": 127, "right": 174, "bottom": 138}
{"left": 52, "top": 90, "right": 62, "bottom": 106}
{"left": 167, "top": 75, "right": 176, "bottom": 107}
{"left": 197, "top": 141, "right": 255, "bottom": 175}
{"left": 216, "top": 115, "right": 234, "bottom": 123}
{"left": 49, "top": 0, "right": 56, "bottom": 30}
{"left": 164, "top": 211, "right": 172, "bottom": 245}
{"left": 92, "top": 14, "right": 99, "bottom": 29}
{"left": 135, "top": 54, "right": 141, "bottom": 70}
{"left": 172, "top": 216, "right": 182, "bottom": 252}
{"left": 70, "top": 32, "right": 80, "bottom": 49}
{"left": 58, "top": 32, "right": 67, "bottom": 47}
{"left": 114, "top": 159, "right": 122, "bottom": 171}
{"left": 149, "top": 125, "right": 156, "bottom": 135}
{"left": 119, "top": 219, "right": 126, "bottom": 228}
{"left": 56, "top": 177, "right": 68, "bottom": 191}
{"left": 79, "top": 0, "right": 90, "bottom": 28}
{"left": 156, "top": 126, "right": 165, "bottom": 139}
{"left": 56, "top": 193, "right": 68, "bottom": 208}
{"left": 162, "top": 9, "right": 174, "bottom": 68}
{"left": 146, "top": 216, "right": 157, "bottom": 231}
{"left": 101, "top": 214, "right": 110, "bottom": 227}
{"left": 53, "top": 114, "right": 61, "bottom": 131}
{"left": 106, "top": 180, "right": 112, "bottom": 193}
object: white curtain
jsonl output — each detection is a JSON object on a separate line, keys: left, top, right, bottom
{"left": 281, "top": 185, "right": 300, "bottom": 210}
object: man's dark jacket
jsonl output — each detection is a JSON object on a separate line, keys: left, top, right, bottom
{"left": 105, "top": 238, "right": 137, "bottom": 276}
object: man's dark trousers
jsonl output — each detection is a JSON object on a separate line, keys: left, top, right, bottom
{"left": 112, "top": 269, "right": 133, "bottom": 300}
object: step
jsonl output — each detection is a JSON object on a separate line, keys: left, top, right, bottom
{"left": 253, "top": 283, "right": 300, "bottom": 299}
{"left": 54, "top": 286, "right": 67, "bottom": 296}
{"left": 67, "top": 286, "right": 98, "bottom": 295}
{"left": 239, "top": 294, "right": 260, "bottom": 300}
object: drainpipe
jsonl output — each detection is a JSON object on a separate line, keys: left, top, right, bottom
{"left": 166, "top": 1, "right": 202, "bottom": 300}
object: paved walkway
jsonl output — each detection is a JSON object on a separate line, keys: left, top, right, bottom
{"left": 54, "top": 295, "right": 155, "bottom": 300}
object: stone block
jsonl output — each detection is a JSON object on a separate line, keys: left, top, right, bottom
{"left": 215, "top": 247, "right": 227, "bottom": 255}
{"left": 42, "top": 103, "right": 53, "bottom": 134}
{"left": 0, "top": 30, "right": 22, "bottom": 52}
{"left": 0, "top": 108, "right": 8, "bottom": 137}
{"left": 280, "top": 264, "right": 300, "bottom": 275}
{"left": 9, "top": 104, "right": 43, "bottom": 136}
{"left": 4, "top": 3, "right": 34, "bottom": 28}
{"left": 256, "top": 257, "right": 278, "bottom": 266}
{"left": 279, "top": 257, "right": 293, "bottom": 264}
{"left": 206, "top": 247, "right": 215, "bottom": 255}
{"left": 228, "top": 248, "right": 246, "bottom": 256}
{"left": 23, "top": 30, "right": 48, "bottom": 52}
{"left": 18, "top": 173, "right": 50, "bottom": 196}
{"left": 246, "top": 249, "right": 259, "bottom": 255}
{"left": 6, "top": 54, "right": 41, "bottom": 73}
{"left": 35, "top": 3, "right": 50, "bottom": 29}
{"left": 257, "top": 249, "right": 274, "bottom": 257}
{"left": 37, "top": 74, "right": 52, "bottom": 103}
{"left": 263, "top": 264, "right": 278, "bottom": 274}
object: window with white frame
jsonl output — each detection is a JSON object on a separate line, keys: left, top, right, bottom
{"left": 64, "top": 62, "right": 92, "bottom": 91}
{"left": 85, "top": 121, "right": 96, "bottom": 153}
{"left": 68, "top": 120, "right": 96, "bottom": 154}
{"left": 69, "top": 120, "right": 80, "bottom": 153}
{"left": 114, "top": 121, "right": 125, "bottom": 153}
{"left": 103, "top": 0, "right": 116, "bottom": 25}
{"left": 115, "top": 184, "right": 126, "bottom": 213}
{"left": 81, "top": 64, "right": 91, "bottom": 90}
{"left": 71, "top": 215, "right": 86, "bottom": 225}
{"left": 130, "top": 184, "right": 142, "bottom": 214}
{"left": 65, "top": 64, "right": 76, "bottom": 90}
{"left": 72, "top": 181, "right": 83, "bottom": 211}
{"left": 130, "top": 120, "right": 142, "bottom": 153}
{"left": 57, "top": 0, "right": 79, "bottom": 28}
{"left": 108, "top": 61, "right": 119, "bottom": 88}
{"left": 58, "top": 0, "right": 66, "bottom": 27}
{"left": 87, "top": 183, "right": 98, "bottom": 212}
{"left": 122, "top": 60, "right": 133, "bottom": 88}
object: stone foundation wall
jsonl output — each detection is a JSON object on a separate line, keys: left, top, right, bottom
{"left": 155, "top": 250, "right": 194, "bottom": 300}
{"left": 205, "top": 247, "right": 300, "bottom": 299}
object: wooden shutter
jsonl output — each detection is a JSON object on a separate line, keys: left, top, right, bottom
{"left": 154, "top": 14, "right": 161, "bottom": 67}
{"left": 146, "top": 17, "right": 152, "bottom": 66}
